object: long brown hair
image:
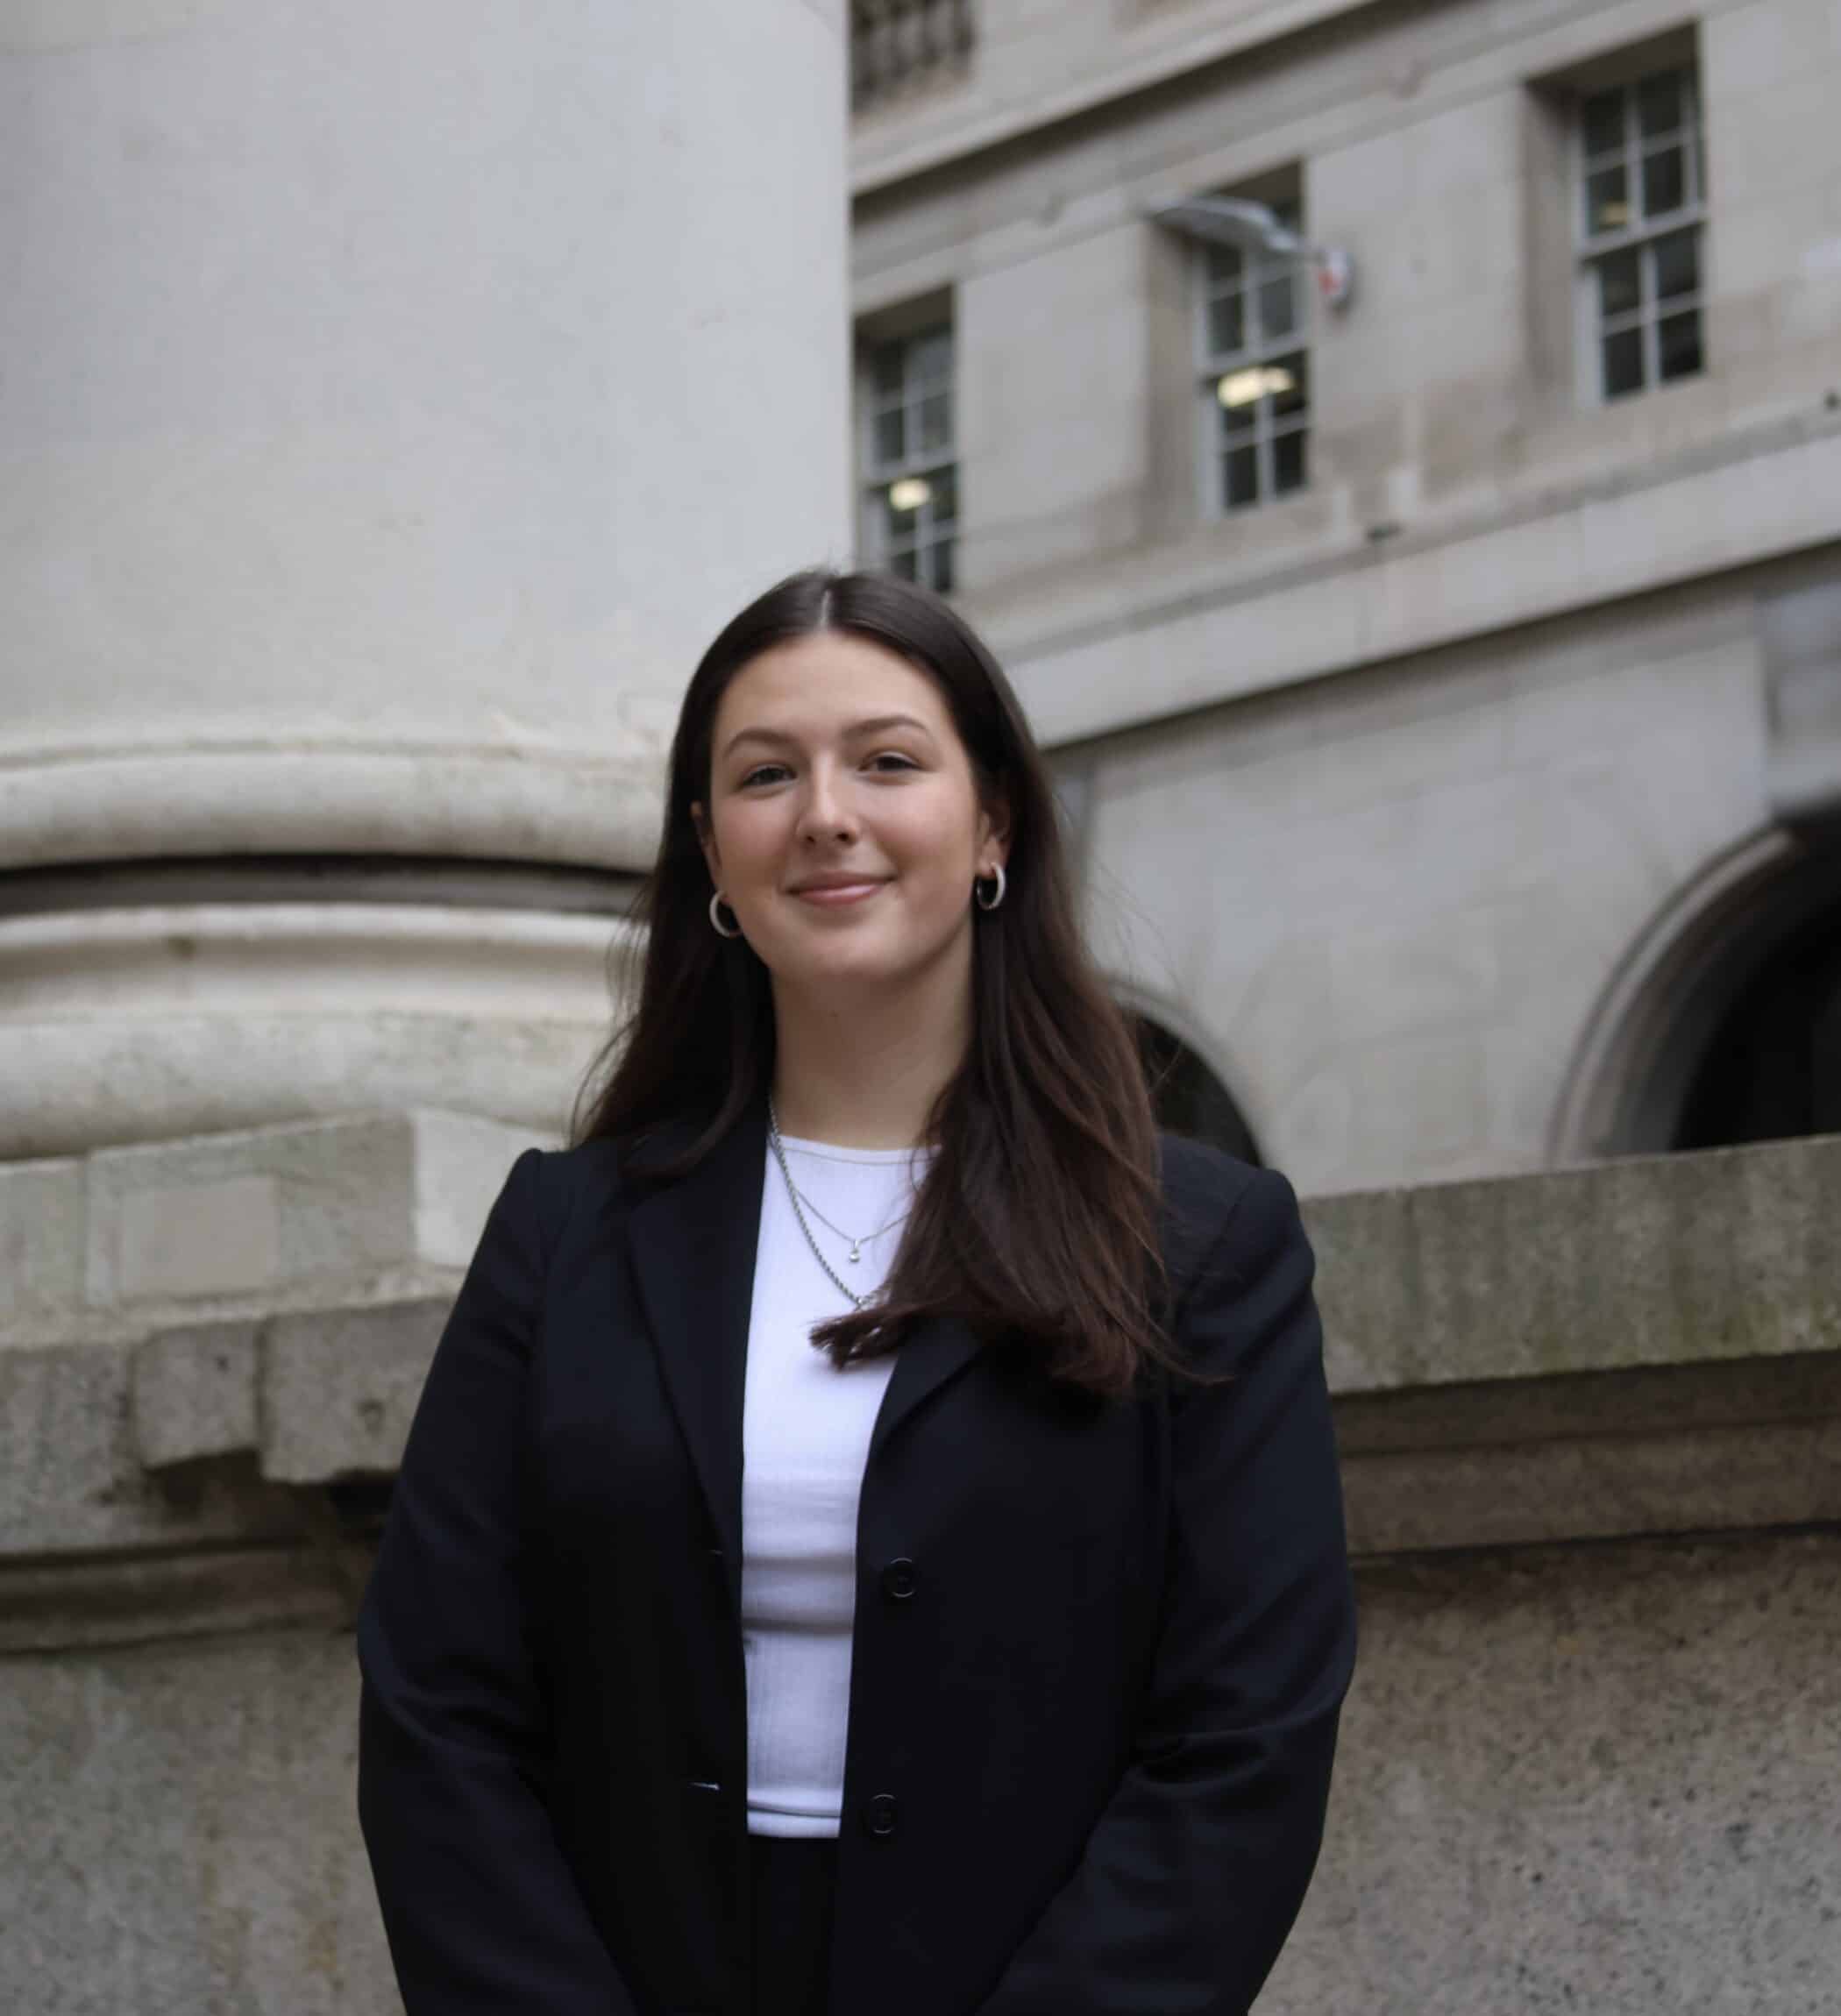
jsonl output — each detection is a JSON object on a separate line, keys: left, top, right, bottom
{"left": 572, "top": 567, "right": 1172, "bottom": 1395}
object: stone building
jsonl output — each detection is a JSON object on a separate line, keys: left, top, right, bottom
{"left": 2, "top": 2, "right": 1838, "bottom": 2012}
{"left": 849, "top": 0, "right": 1841, "bottom": 1194}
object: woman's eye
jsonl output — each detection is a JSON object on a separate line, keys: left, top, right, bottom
{"left": 740, "top": 765, "right": 789, "bottom": 787}
{"left": 868, "top": 753, "right": 918, "bottom": 773}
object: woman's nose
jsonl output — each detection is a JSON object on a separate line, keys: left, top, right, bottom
{"left": 797, "top": 766, "right": 857, "bottom": 843}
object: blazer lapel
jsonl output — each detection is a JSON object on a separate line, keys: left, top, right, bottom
{"left": 868, "top": 1310, "right": 983, "bottom": 1465}
{"left": 622, "top": 1097, "right": 769, "bottom": 1577}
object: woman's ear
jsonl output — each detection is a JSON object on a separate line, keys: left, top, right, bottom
{"left": 690, "top": 800, "right": 721, "bottom": 880}
{"left": 978, "top": 791, "right": 1012, "bottom": 870}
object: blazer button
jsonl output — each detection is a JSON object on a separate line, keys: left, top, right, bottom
{"left": 863, "top": 1792, "right": 899, "bottom": 1839}
{"left": 879, "top": 1557, "right": 919, "bottom": 1603}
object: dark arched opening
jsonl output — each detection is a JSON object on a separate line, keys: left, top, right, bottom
{"left": 1130, "top": 1012, "right": 1261, "bottom": 1165}
{"left": 1674, "top": 898, "right": 1841, "bottom": 1148}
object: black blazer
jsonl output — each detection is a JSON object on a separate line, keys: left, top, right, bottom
{"left": 356, "top": 1092, "right": 1356, "bottom": 2016}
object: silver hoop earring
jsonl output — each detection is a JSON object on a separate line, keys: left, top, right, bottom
{"left": 974, "top": 863, "right": 1006, "bottom": 912}
{"left": 708, "top": 890, "right": 743, "bottom": 939}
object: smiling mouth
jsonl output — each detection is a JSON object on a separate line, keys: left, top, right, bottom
{"left": 789, "top": 880, "right": 888, "bottom": 906}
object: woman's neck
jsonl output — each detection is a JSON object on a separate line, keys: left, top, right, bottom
{"left": 769, "top": 964, "right": 970, "bottom": 1150}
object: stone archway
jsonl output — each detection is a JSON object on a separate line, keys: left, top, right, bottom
{"left": 1117, "top": 996, "right": 1262, "bottom": 1165}
{"left": 1551, "top": 826, "right": 1841, "bottom": 1161}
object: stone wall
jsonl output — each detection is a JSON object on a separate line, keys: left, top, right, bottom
{"left": 3, "top": 1120, "right": 1837, "bottom": 2011}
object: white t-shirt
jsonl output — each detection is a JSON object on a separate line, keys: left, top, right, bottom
{"left": 741, "top": 1130, "right": 933, "bottom": 1839}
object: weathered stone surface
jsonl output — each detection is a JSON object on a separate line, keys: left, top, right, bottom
{"left": 0, "top": 1154, "right": 85, "bottom": 1334}
{"left": 0, "top": 1341, "right": 297, "bottom": 1560}
{"left": 0, "top": 1545, "right": 369, "bottom": 1658}
{"left": 1264, "top": 1531, "right": 1841, "bottom": 2015}
{"left": 262, "top": 1302, "right": 448, "bottom": 1486}
{"left": 1306, "top": 1132, "right": 1841, "bottom": 1393}
{"left": 0, "top": 1629, "right": 392, "bottom": 2016}
{"left": 1, "top": 1111, "right": 535, "bottom": 1352}
{"left": 132, "top": 1322, "right": 260, "bottom": 1473}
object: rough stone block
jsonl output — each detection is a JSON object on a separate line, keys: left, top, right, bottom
{"left": 0, "top": 1630, "right": 393, "bottom": 2015}
{"left": 1305, "top": 1132, "right": 1841, "bottom": 1391}
{"left": 0, "top": 1341, "right": 288, "bottom": 1560}
{"left": 1262, "top": 1531, "right": 1841, "bottom": 2014}
{"left": 0, "top": 1108, "right": 537, "bottom": 1350}
{"left": 0, "top": 1156, "right": 85, "bottom": 1341}
{"left": 261, "top": 1300, "right": 449, "bottom": 1485}
{"left": 131, "top": 1322, "right": 260, "bottom": 1473}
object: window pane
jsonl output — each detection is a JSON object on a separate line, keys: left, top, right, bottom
{"left": 874, "top": 408, "right": 905, "bottom": 464}
{"left": 889, "top": 545, "right": 919, "bottom": 582}
{"left": 1637, "top": 68, "right": 1684, "bottom": 140}
{"left": 1596, "top": 246, "right": 1642, "bottom": 321}
{"left": 1269, "top": 351, "right": 1309, "bottom": 423}
{"left": 1643, "top": 144, "right": 1686, "bottom": 219}
{"left": 930, "top": 536, "right": 956, "bottom": 595}
{"left": 870, "top": 343, "right": 905, "bottom": 401}
{"left": 910, "top": 328, "right": 952, "bottom": 387}
{"left": 1653, "top": 227, "right": 1699, "bottom": 303}
{"left": 1603, "top": 325, "right": 1645, "bottom": 399}
{"left": 1582, "top": 88, "right": 1625, "bottom": 161}
{"left": 1206, "top": 244, "right": 1244, "bottom": 289}
{"left": 919, "top": 390, "right": 951, "bottom": 454}
{"left": 1218, "top": 388, "right": 1256, "bottom": 440}
{"left": 1259, "top": 266, "right": 1299, "bottom": 342}
{"left": 1208, "top": 290, "right": 1247, "bottom": 356}
{"left": 1659, "top": 308, "right": 1703, "bottom": 382}
{"left": 1223, "top": 444, "right": 1259, "bottom": 510}
{"left": 1274, "top": 429, "right": 1308, "bottom": 496}
{"left": 1585, "top": 165, "right": 1630, "bottom": 237}
{"left": 928, "top": 463, "right": 958, "bottom": 529}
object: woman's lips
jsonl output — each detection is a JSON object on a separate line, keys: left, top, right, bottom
{"left": 790, "top": 880, "right": 887, "bottom": 906}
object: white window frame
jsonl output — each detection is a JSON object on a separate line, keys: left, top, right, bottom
{"left": 857, "top": 320, "right": 958, "bottom": 593}
{"left": 1573, "top": 60, "right": 1708, "bottom": 406}
{"left": 1191, "top": 200, "right": 1311, "bottom": 519}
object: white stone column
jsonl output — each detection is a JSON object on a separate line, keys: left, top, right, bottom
{"left": 0, "top": 0, "right": 849, "bottom": 1154}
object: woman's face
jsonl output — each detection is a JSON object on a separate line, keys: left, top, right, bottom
{"left": 691, "top": 630, "right": 1007, "bottom": 999}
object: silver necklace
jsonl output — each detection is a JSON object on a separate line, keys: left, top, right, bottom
{"left": 766, "top": 1095, "right": 917, "bottom": 1310}
{"left": 793, "top": 1186, "right": 912, "bottom": 1264}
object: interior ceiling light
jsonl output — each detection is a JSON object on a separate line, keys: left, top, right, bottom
{"left": 889, "top": 477, "right": 932, "bottom": 510}
{"left": 1218, "top": 366, "right": 1296, "bottom": 408}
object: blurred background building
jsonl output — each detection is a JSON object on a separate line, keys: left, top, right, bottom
{"left": 3, "top": 2, "right": 1837, "bottom": 2011}
{"left": 849, "top": 0, "right": 1841, "bottom": 1194}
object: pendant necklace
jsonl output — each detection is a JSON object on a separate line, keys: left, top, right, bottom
{"left": 767, "top": 1095, "right": 918, "bottom": 1308}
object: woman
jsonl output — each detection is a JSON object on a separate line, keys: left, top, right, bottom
{"left": 357, "top": 568, "right": 1356, "bottom": 2016}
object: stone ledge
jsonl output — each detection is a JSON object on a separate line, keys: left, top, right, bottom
{"left": 0, "top": 1543, "right": 370, "bottom": 1656}
{"left": 1340, "top": 1352, "right": 1841, "bottom": 1556}
{"left": 0, "top": 1108, "right": 542, "bottom": 1351}
{"left": 1304, "top": 1131, "right": 1841, "bottom": 1394}
{"left": 4, "top": 1123, "right": 1838, "bottom": 1579}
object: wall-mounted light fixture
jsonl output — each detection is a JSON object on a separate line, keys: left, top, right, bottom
{"left": 1148, "top": 195, "right": 1356, "bottom": 313}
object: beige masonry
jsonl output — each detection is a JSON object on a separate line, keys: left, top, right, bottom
{"left": 855, "top": 0, "right": 1841, "bottom": 1192}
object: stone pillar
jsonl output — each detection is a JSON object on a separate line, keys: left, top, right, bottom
{"left": 0, "top": 0, "right": 850, "bottom": 1155}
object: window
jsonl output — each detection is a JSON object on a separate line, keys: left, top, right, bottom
{"left": 1576, "top": 60, "right": 1706, "bottom": 401}
{"left": 1194, "top": 197, "right": 1311, "bottom": 515}
{"left": 850, "top": 0, "right": 975, "bottom": 114}
{"left": 859, "top": 321, "right": 958, "bottom": 593}
{"left": 1193, "top": 202, "right": 1306, "bottom": 515}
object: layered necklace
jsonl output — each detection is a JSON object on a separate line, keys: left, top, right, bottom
{"left": 766, "top": 1094, "right": 919, "bottom": 1311}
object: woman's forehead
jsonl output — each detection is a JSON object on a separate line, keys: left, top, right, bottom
{"left": 716, "top": 632, "right": 953, "bottom": 739}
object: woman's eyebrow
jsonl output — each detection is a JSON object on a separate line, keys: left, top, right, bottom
{"left": 719, "top": 713, "right": 937, "bottom": 759}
